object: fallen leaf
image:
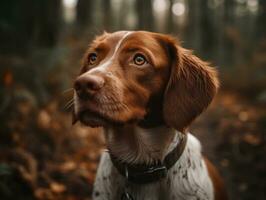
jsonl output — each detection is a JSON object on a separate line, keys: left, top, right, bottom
{"left": 242, "top": 133, "right": 261, "bottom": 145}
{"left": 50, "top": 182, "right": 66, "bottom": 194}
{"left": 60, "top": 161, "right": 77, "bottom": 172}
{"left": 3, "top": 70, "right": 13, "bottom": 87}
{"left": 37, "top": 110, "right": 51, "bottom": 129}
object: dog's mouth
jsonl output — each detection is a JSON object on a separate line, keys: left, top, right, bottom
{"left": 77, "top": 110, "right": 107, "bottom": 127}
{"left": 73, "top": 94, "right": 143, "bottom": 127}
{"left": 77, "top": 109, "right": 125, "bottom": 127}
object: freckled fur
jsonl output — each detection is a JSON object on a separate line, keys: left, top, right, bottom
{"left": 93, "top": 133, "right": 214, "bottom": 200}
{"left": 73, "top": 31, "right": 227, "bottom": 200}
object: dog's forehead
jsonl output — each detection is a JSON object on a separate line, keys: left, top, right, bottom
{"left": 87, "top": 31, "right": 169, "bottom": 70}
{"left": 91, "top": 31, "right": 132, "bottom": 47}
{"left": 91, "top": 31, "right": 160, "bottom": 49}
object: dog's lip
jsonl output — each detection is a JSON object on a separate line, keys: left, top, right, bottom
{"left": 77, "top": 109, "right": 126, "bottom": 127}
{"left": 78, "top": 110, "right": 107, "bottom": 127}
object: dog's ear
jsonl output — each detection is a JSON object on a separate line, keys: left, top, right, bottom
{"left": 159, "top": 36, "right": 219, "bottom": 132}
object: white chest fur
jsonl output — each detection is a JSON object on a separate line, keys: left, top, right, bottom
{"left": 93, "top": 133, "right": 214, "bottom": 200}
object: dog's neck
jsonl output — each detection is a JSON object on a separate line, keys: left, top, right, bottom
{"left": 104, "top": 124, "right": 183, "bottom": 165}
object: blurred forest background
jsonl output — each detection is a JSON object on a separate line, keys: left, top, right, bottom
{"left": 0, "top": 0, "right": 265, "bottom": 199}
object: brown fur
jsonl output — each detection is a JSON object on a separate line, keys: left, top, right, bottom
{"left": 205, "top": 158, "right": 228, "bottom": 200}
{"left": 153, "top": 34, "right": 219, "bottom": 132}
{"left": 73, "top": 31, "right": 227, "bottom": 199}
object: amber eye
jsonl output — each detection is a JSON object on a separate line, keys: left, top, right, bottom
{"left": 133, "top": 54, "right": 147, "bottom": 66}
{"left": 88, "top": 53, "right": 97, "bottom": 65}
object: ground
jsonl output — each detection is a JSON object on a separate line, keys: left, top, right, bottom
{"left": 0, "top": 88, "right": 265, "bottom": 200}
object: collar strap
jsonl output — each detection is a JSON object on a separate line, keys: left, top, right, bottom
{"left": 110, "top": 134, "right": 187, "bottom": 184}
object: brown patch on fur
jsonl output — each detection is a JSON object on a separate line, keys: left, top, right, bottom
{"left": 204, "top": 158, "right": 228, "bottom": 200}
{"left": 74, "top": 31, "right": 218, "bottom": 130}
{"left": 74, "top": 31, "right": 226, "bottom": 198}
{"left": 74, "top": 31, "right": 171, "bottom": 126}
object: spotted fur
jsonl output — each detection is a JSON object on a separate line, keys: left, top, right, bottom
{"left": 73, "top": 31, "right": 227, "bottom": 200}
{"left": 93, "top": 132, "right": 214, "bottom": 200}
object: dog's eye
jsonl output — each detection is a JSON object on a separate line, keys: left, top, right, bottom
{"left": 133, "top": 54, "right": 147, "bottom": 66}
{"left": 88, "top": 53, "right": 97, "bottom": 65}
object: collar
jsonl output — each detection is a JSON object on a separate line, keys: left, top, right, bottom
{"left": 109, "top": 133, "right": 187, "bottom": 184}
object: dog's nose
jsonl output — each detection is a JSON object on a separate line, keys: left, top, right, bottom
{"left": 74, "top": 75, "right": 104, "bottom": 99}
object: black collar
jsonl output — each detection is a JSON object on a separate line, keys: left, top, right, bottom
{"left": 109, "top": 134, "right": 187, "bottom": 184}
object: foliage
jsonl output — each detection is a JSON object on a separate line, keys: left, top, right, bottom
{"left": 0, "top": 0, "right": 266, "bottom": 199}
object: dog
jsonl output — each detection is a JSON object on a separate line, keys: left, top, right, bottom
{"left": 73, "top": 31, "right": 227, "bottom": 200}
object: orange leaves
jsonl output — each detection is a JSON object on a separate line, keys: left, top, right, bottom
{"left": 37, "top": 110, "right": 52, "bottom": 130}
{"left": 3, "top": 70, "right": 13, "bottom": 87}
{"left": 242, "top": 133, "right": 261, "bottom": 146}
{"left": 50, "top": 182, "right": 66, "bottom": 194}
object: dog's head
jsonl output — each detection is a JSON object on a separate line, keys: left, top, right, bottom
{"left": 73, "top": 31, "right": 218, "bottom": 132}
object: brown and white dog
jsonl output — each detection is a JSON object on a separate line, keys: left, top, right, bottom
{"left": 73, "top": 31, "right": 227, "bottom": 200}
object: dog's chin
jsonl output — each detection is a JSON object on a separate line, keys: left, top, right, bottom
{"left": 77, "top": 110, "right": 107, "bottom": 127}
{"left": 78, "top": 110, "right": 127, "bottom": 128}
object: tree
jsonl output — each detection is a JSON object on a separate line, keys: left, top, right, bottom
{"left": 0, "top": 0, "right": 62, "bottom": 54}
{"left": 102, "top": 0, "right": 112, "bottom": 31}
{"left": 135, "top": 0, "right": 154, "bottom": 31}
{"left": 76, "top": 0, "right": 93, "bottom": 28}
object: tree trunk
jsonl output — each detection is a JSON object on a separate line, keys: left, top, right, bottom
{"left": 76, "top": 0, "right": 93, "bottom": 28}
{"left": 135, "top": 0, "right": 154, "bottom": 31}
{"left": 166, "top": 0, "right": 174, "bottom": 33}
{"left": 199, "top": 0, "right": 215, "bottom": 59}
{"left": 102, "top": 0, "right": 112, "bottom": 31}
{"left": 0, "top": 0, "right": 62, "bottom": 53}
{"left": 257, "top": 0, "right": 266, "bottom": 40}
{"left": 33, "top": 0, "right": 62, "bottom": 48}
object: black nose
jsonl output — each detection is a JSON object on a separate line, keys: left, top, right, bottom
{"left": 74, "top": 74, "right": 104, "bottom": 99}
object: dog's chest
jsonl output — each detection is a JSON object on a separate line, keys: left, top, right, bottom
{"left": 93, "top": 134, "right": 214, "bottom": 200}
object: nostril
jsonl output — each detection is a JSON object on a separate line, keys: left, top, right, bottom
{"left": 87, "top": 82, "right": 96, "bottom": 90}
{"left": 74, "top": 75, "right": 105, "bottom": 99}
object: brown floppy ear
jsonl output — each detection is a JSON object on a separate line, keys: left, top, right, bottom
{"left": 162, "top": 37, "right": 219, "bottom": 133}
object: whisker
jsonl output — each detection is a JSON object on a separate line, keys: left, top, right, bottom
{"left": 61, "top": 88, "right": 74, "bottom": 95}
{"left": 64, "top": 99, "right": 74, "bottom": 110}
{"left": 65, "top": 98, "right": 74, "bottom": 107}
{"left": 65, "top": 102, "right": 74, "bottom": 111}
